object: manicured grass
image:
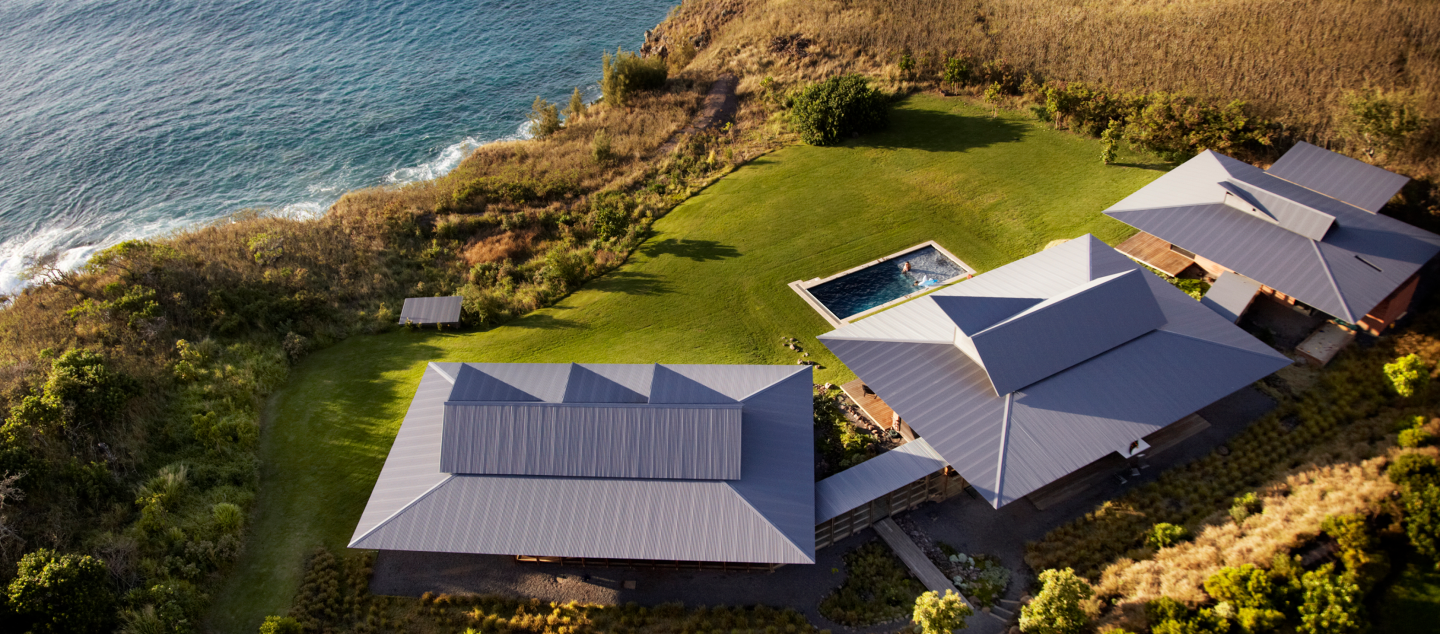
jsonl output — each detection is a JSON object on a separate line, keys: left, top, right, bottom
{"left": 1374, "top": 562, "right": 1440, "bottom": 633}
{"left": 207, "top": 94, "right": 1163, "bottom": 632}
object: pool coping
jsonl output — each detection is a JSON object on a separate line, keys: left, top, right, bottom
{"left": 788, "top": 240, "right": 973, "bottom": 328}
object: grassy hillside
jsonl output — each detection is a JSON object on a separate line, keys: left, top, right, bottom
{"left": 207, "top": 93, "right": 1160, "bottom": 632}
{"left": 658, "top": 0, "right": 1438, "bottom": 173}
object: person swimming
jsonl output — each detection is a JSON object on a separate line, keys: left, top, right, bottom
{"left": 901, "top": 261, "right": 911, "bottom": 273}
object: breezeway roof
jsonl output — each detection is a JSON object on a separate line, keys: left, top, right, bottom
{"left": 1104, "top": 147, "right": 1439, "bottom": 323}
{"left": 350, "top": 363, "right": 815, "bottom": 564}
{"left": 819, "top": 236, "right": 1290, "bottom": 508}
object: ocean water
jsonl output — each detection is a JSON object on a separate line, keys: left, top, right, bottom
{"left": 0, "top": 0, "right": 675, "bottom": 291}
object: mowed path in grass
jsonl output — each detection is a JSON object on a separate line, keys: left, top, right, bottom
{"left": 208, "top": 94, "right": 1163, "bottom": 632}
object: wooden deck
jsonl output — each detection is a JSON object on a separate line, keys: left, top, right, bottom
{"left": 841, "top": 379, "right": 895, "bottom": 426}
{"left": 1116, "top": 232, "right": 1195, "bottom": 276}
{"left": 873, "top": 518, "right": 968, "bottom": 603}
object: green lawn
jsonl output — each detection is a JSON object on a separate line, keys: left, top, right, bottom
{"left": 207, "top": 94, "right": 1163, "bottom": 633}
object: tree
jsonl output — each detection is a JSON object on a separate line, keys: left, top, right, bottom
{"left": 566, "top": 87, "right": 587, "bottom": 121}
{"left": 897, "top": 51, "right": 916, "bottom": 81}
{"left": 1100, "top": 119, "right": 1122, "bottom": 165}
{"left": 789, "top": 75, "right": 890, "bottom": 146}
{"left": 527, "top": 96, "right": 562, "bottom": 138}
{"left": 1340, "top": 89, "right": 1427, "bottom": 160}
{"left": 590, "top": 191, "right": 631, "bottom": 241}
{"left": 1297, "top": 564, "right": 1363, "bottom": 634}
{"left": 913, "top": 589, "right": 973, "bottom": 634}
{"left": 984, "top": 82, "right": 1003, "bottom": 117}
{"left": 942, "top": 56, "right": 970, "bottom": 93}
{"left": 1321, "top": 513, "right": 1375, "bottom": 574}
{"left": 1384, "top": 353, "right": 1430, "bottom": 399}
{"left": 7, "top": 548, "right": 116, "bottom": 634}
{"left": 1019, "top": 568, "right": 1092, "bottom": 634}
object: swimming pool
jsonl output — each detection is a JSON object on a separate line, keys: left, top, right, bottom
{"left": 802, "top": 244, "right": 969, "bottom": 322}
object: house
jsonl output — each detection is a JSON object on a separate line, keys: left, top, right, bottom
{"left": 817, "top": 236, "right": 1291, "bottom": 509}
{"left": 399, "top": 296, "right": 463, "bottom": 326}
{"left": 1105, "top": 142, "right": 1440, "bottom": 334}
{"left": 349, "top": 362, "right": 816, "bottom": 568}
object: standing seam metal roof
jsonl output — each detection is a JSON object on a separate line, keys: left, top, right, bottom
{"left": 819, "top": 236, "right": 1290, "bottom": 507}
{"left": 1105, "top": 149, "right": 1439, "bottom": 322}
{"left": 350, "top": 363, "right": 815, "bottom": 564}
{"left": 1267, "top": 141, "right": 1411, "bottom": 214}
{"left": 399, "top": 296, "right": 463, "bottom": 325}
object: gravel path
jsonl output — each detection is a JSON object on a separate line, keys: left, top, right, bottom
{"left": 369, "top": 386, "right": 1277, "bottom": 633}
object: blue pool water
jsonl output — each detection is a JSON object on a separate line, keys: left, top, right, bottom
{"left": 808, "top": 246, "right": 968, "bottom": 320}
{"left": 0, "top": 0, "right": 674, "bottom": 291}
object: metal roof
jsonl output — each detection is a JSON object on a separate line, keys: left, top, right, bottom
{"left": 1105, "top": 150, "right": 1440, "bottom": 323}
{"left": 819, "top": 236, "right": 1291, "bottom": 508}
{"left": 963, "top": 269, "right": 1167, "bottom": 395}
{"left": 350, "top": 363, "right": 815, "bottom": 564}
{"left": 815, "top": 438, "right": 947, "bottom": 523}
{"left": 1267, "top": 141, "right": 1411, "bottom": 213}
{"left": 439, "top": 402, "right": 743, "bottom": 480}
{"left": 1201, "top": 271, "right": 1263, "bottom": 323}
{"left": 399, "top": 296, "right": 463, "bottom": 325}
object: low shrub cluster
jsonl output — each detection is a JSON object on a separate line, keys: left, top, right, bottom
{"left": 820, "top": 542, "right": 925, "bottom": 626}
{"left": 812, "top": 385, "right": 875, "bottom": 478}
{"left": 934, "top": 543, "right": 1012, "bottom": 608}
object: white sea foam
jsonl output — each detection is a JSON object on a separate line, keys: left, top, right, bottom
{"left": 383, "top": 121, "right": 535, "bottom": 185}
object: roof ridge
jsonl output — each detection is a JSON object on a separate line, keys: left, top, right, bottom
{"left": 348, "top": 474, "right": 455, "bottom": 547}
{"left": 1310, "top": 239, "right": 1356, "bottom": 322}
{"left": 991, "top": 393, "right": 1015, "bottom": 507}
{"left": 735, "top": 365, "right": 811, "bottom": 402}
{"left": 1149, "top": 328, "right": 1290, "bottom": 365}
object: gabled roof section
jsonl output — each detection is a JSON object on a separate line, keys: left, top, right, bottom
{"left": 1268, "top": 141, "right": 1410, "bottom": 213}
{"left": 1105, "top": 149, "right": 1440, "bottom": 323}
{"left": 933, "top": 295, "right": 1042, "bottom": 336}
{"left": 963, "top": 269, "right": 1167, "bottom": 395}
{"left": 450, "top": 364, "right": 541, "bottom": 402}
{"left": 649, "top": 364, "right": 738, "bottom": 404}
{"left": 819, "top": 236, "right": 1290, "bottom": 508}
{"left": 350, "top": 363, "right": 814, "bottom": 564}
{"left": 561, "top": 363, "right": 647, "bottom": 403}
{"left": 399, "top": 296, "right": 462, "bottom": 325}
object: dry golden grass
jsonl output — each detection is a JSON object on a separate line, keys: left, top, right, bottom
{"left": 658, "top": 0, "right": 1439, "bottom": 174}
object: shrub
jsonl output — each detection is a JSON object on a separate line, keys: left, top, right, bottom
{"left": 1204, "top": 564, "right": 1274, "bottom": 609}
{"left": 1146, "top": 522, "right": 1189, "bottom": 549}
{"left": 7, "top": 548, "right": 116, "bottom": 634}
{"left": 1019, "top": 568, "right": 1091, "bottom": 634}
{"left": 589, "top": 192, "right": 631, "bottom": 241}
{"left": 1236, "top": 607, "right": 1285, "bottom": 634}
{"left": 941, "top": 56, "right": 970, "bottom": 92}
{"left": 1403, "top": 483, "right": 1440, "bottom": 567}
{"left": 591, "top": 129, "right": 614, "bottom": 165}
{"left": 1321, "top": 513, "right": 1375, "bottom": 573}
{"left": 789, "top": 75, "right": 890, "bottom": 146}
{"left": 1399, "top": 428, "right": 1433, "bottom": 448}
{"left": 1230, "top": 492, "right": 1263, "bottom": 525}
{"left": 819, "top": 542, "right": 925, "bottom": 626}
{"left": 1297, "top": 564, "right": 1363, "bottom": 634}
{"left": 1339, "top": 88, "right": 1427, "bottom": 160}
{"left": 1388, "top": 453, "right": 1439, "bottom": 489}
{"left": 912, "top": 590, "right": 972, "bottom": 634}
{"left": 259, "top": 615, "right": 304, "bottom": 634}
{"left": 527, "top": 97, "right": 562, "bottom": 138}
{"left": 1100, "top": 119, "right": 1120, "bottom": 165}
{"left": 601, "top": 48, "right": 666, "bottom": 106}
{"left": 1384, "top": 353, "right": 1429, "bottom": 398}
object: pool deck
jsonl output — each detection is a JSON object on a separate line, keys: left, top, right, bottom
{"left": 788, "top": 240, "right": 972, "bottom": 328}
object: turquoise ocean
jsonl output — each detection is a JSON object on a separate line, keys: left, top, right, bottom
{"left": 0, "top": 0, "right": 674, "bottom": 291}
